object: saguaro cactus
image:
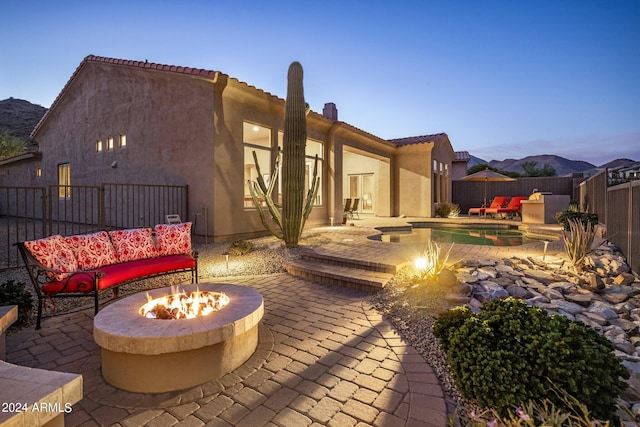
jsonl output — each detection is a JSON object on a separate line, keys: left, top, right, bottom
{"left": 248, "top": 61, "right": 319, "bottom": 247}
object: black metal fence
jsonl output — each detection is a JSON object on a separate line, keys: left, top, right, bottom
{"left": 0, "top": 183, "right": 188, "bottom": 270}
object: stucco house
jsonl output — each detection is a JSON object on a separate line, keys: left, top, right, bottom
{"left": 1, "top": 55, "right": 455, "bottom": 241}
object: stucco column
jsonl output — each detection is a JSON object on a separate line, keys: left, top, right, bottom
{"left": 327, "top": 123, "right": 344, "bottom": 222}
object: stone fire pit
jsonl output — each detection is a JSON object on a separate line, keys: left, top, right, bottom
{"left": 93, "top": 283, "right": 264, "bottom": 393}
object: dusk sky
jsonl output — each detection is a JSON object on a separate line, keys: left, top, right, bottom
{"left": 1, "top": 0, "right": 638, "bottom": 166}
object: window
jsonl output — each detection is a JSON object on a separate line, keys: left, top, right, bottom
{"left": 36, "top": 168, "right": 42, "bottom": 177}
{"left": 107, "top": 136, "right": 114, "bottom": 150}
{"left": 96, "top": 140, "right": 103, "bottom": 152}
{"left": 119, "top": 134, "right": 126, "bottom": 148}
{"left": 58, "top": 163, "right": 71, "bottom": 199}
{"left": 243, "top": 122, "right": 272, "bottom": 207}
{"left": 277, "top": 132, "right": 324, "bottom": 206}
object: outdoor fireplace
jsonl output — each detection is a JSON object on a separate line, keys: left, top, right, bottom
{"left": 93, "top": 283, "right": 263, "bottom": 393}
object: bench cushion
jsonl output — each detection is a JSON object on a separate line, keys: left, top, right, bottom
{"left": 41, "top": 255, "right": 196, "bottom": 294}
{"left": 155, "top": 222, "right": 192, "bottom": 256}
{"left": 109, "top": 228, "right": 157, "bottom": 262}
{"left": 66, "top": 231, "right": 118, "bottom": 270}
{"left": 23, "top": 235, "right": 79, "bottom": 281}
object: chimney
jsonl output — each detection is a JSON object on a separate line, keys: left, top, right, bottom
{"left": 323, "top": 102, "right": 338, "bottom": 121}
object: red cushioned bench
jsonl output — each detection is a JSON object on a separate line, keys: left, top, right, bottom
{"left": 16, "top": 222, "right": 198, "bottom": 329}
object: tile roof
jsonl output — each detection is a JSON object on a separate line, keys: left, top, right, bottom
{"left": 454, "top": 151, "right": 470, "bottom": 161}
{"left": 388, "top": 133, "right": 449, "bottom": 147}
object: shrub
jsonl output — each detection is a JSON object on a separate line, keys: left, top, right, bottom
{"left": 0, "top": 280, "right": 33, "bottom": 328}
{"left": 555, "top": 208, "right": 598, "bottom": 231}
{"left": 562, "top": 218, "right": 596, "bottom": 272}
{"left": 432, "top": 305, "right": 472, "bottom": 350}
{"left": 435, "top": 202, "right": 460, "bottom": 218}
{"left": 227, "top": 240, "right": 254, "bottom": 256}
{"left": 414, "top": 240, "right": 454, "bottom": 282}
{"left": 433, "top": 298, "right": 628, "bottom": 421}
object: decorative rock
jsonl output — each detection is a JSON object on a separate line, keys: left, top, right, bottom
{"left": 552, "top": 299, "right": 585, "bottom": 315}
{"left": 577, "top": 311, "right": 608, "bottom": 326}
{"left": 564, "top": 292, "right": 594, "bottom": 307}
{"left": 615, "top": 273, "right": 636, "bottom": 286}
{"left": 549, "top": 281, "right": 574, "bottom": 291}
{"left": 477, "top": 267, "right": 498, "bottom": 279}
{"left": 540, "top": 287, "right": 564, "bottom": 300}
{"left": 584, "top": 272, "right": 605, "bottom": 291}
{"left": 505, "top": 285, "right": 534, "bottom": 299}
{"left": 589, "top": 301, "right": 619, "bottom": 320}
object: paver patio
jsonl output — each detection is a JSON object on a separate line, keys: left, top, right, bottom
{"left": 4, "top": 217, "right": 562, "bottom": 426}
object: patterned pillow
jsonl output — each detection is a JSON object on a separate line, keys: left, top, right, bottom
{"left": 109, "top": 228, "right": 157, "bottom": 262}
{"left": 155, "top": 222, "right": 192, "bottom": 256}
{"left": 24, "top": 235, "right": 79, "bottom": 281}
{"left": 66, "top": 231, "right": 118, "bottom": 270}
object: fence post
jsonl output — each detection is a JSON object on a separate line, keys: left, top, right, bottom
{"left": 99, "top": 184, "right": 105, "bottom": 230}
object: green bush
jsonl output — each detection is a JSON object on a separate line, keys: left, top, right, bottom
{"left": 432, "top": 305, "right": 472, "bottom": 350}
{"left": 555, "top": 209, "right": 598, "bottom": 231}
{"left": 0, "top": 280, "right": 33, "bottom": 328}
{"left": 433, "top": 298, "right": 628, "bottom": 421}
{"left": 227, "top": 240, "right": 254, "bottom": 256}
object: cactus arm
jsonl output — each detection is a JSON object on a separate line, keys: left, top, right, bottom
{"left": 248, "top": 180, "right": 283, "bottom": 239}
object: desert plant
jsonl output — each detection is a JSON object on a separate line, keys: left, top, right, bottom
{"left": 433, "top": 298, "right": 628, "bottom": 421}
{"left": 562, "top": 218, "right": 596, "bottom": 272}
{"left": 432, "top": 305, "right": 472, "bottom": 350}
{"left": 435, "top": 202, "right": 460, "bottom": 218}
{"left": 227, "top": 240, "right": 254, "bottom": 256}
{"left": 248, "top": 62, "right": 319, "bottom": 247}
{"left": 0, "top": 280, "right": 33, "bottom": 327}
{"left": 414, "top": 240, "right": 454, "bottom": 282}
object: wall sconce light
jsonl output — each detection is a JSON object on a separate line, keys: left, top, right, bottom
{"left": 111, "top": 161, "right": 118, "bottom": 168}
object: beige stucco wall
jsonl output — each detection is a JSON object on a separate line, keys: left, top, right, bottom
{"left": 396, "top": 144, "right": 434, "bottom": 216}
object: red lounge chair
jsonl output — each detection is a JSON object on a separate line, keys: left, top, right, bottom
{"left": 485, "top": 196, "right": 528, "bottom": 218}
{"left": 468, "top": 196, "right": 507, "bottom": 216}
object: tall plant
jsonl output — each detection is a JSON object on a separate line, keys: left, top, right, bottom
{"left": 248, "top": 62, "right": 319, "bottom": 247}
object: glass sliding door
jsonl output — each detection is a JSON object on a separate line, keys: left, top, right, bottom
{"left": 347, "top": 173, "right": 374, "bottom": 215}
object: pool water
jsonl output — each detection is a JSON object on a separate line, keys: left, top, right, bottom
{"left": 372, "top": 224, "right": 549, "bottom": 247}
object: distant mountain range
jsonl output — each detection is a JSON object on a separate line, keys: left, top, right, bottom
{"left": 0, "top": 98, "right": 47, "bottom": 142}
{"left": 469, "top": 154, "right": 637, "bottom": 177}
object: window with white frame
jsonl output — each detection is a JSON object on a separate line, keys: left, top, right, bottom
{"left": 107, "top": 136, "right": 114, "bottom": 150}
{"left": 58, "top": 163, "right": 71, "bottom": 199}
{"left": 277, "top": 132, "right": 323, "bottom": 206}
{"left": 243, "top": 122, "right": 272, "bottom": 207}
{"left": 96, "top": 140, "right": 103, "bottom": 152}
{"left": 119, "top": 134, "right": 126, "bottom": 148}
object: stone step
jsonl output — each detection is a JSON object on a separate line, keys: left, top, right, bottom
{"left": 283, "top": 259, "right": 393, "bottom": 292}
{"left": 299, "top": 249, "right": 400, "bottom": 274}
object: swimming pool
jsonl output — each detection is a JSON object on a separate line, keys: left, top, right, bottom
{"left": 370, "top": 223, "right": 553, "bottom": 247}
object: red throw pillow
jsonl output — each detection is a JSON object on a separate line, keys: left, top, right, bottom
{"left": 24, "top": 235, "right": 79, "bottom": 281}
{"left": 109, "top": 228, "right": 157, "bottom": 262}
{"left": 155, "top": 222, "right": 192, "bottom": 256}
{"left": 66, "top": 231, "right": 118, "bottom": 270}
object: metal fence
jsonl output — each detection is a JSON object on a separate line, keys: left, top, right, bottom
{"left": 0, "top": 183, "right": 188, "bottom": 270}
{"left": 580, "top": 169, "right": 639, "bottom": 275}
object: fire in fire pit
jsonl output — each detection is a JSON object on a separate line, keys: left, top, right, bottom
{"left": 139, "top": 286, "right": 230, "bottom": 319}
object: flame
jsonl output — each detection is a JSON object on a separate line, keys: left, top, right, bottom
{"left": 139, "top": 286, "right": 230, "bottom": 319}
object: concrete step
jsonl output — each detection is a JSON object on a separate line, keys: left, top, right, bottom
{"left": 299, "top": 249, "right": 400, "bottom": 274}
{"left": 283, "top": 259, "right": 393, "bottom": 292}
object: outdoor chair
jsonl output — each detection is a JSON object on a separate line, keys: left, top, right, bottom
{"left": 484, "top": 196, "right": 528, "bottom": 219}
{"left": 343, "top": 199, "right": 352, "bottom": 222}
{"left": 349, "top": 198, "right": 360, "bottom": 219}
{"left": 468, "top": 196, "right": 507, "bottom": 217}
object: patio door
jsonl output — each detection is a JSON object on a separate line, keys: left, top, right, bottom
{"left": 348, "top": 173, "right": 374, "bottom": 214}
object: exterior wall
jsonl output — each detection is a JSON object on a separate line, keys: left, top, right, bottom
{"left": 31, "top": 62, "right": 216, "bottom": 234}
{"left": 396, "top": 144, "right": 434, "bottom": 216}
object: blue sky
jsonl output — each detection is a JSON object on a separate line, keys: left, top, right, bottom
{"left": 1, "top": 0, "right": 638, "bottom": 166}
